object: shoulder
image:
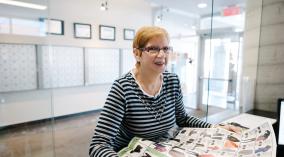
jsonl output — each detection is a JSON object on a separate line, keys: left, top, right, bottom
{"left": 163, "top": 71, "right": 180, "bottom": 83}
{"left": 113, "top": 72, "right": 134, "bottom": 88}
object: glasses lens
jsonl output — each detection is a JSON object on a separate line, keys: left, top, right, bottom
{"left": 144, "top": 47, "right": 158, "bottom": 54}
{"left": 142, "top": 46, "right": 173, "bottom": 55}
{"left": 163, "top": 47, "right": 173, "bottom": 53}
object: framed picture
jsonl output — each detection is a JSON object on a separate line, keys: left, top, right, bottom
{"left": 74, "top": 23, "right": 92, "bottom": 39}
{"left": 45, "top": 19, "right": 64, "bottom": 35}
{"left": 123, "top": 28, "right": 135, "bottom": 40}
{"left": 99, "top": 25, "right": 115, "bottom": 41}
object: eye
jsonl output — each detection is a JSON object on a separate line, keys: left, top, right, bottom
{"left": 162, "top": 46, "right": 173, "bottom": 52}
{"left": 145, "top": 46, "right": 160, "bottom": 52}
{"left": 163, "top": 47, "right": 169, "bottom": 51}
{"left": 148, "top": 47, "right": 159, "bottom": 51}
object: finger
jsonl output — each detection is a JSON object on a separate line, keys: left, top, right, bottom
{"left": 229, "top": 126, "right": 242, "bottom": 134}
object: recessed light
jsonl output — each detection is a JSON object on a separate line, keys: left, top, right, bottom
{"left": 197, "top": 3, "right": 207, "bottom": 9}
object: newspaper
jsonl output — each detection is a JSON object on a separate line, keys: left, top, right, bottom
{"left": 118, "top": 121, "right": 276, "bottom": 157}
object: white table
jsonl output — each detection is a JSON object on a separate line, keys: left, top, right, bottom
{"left": 221, "top": 113, "right": 276, "bottom": 129}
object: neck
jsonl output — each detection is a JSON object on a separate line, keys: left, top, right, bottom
{"left": 134, "top": 67, "right": 162, "bottom": 96}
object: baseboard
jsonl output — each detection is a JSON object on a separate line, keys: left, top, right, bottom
{"left": 0, "top": 109, "right": 101, "bottom": 132}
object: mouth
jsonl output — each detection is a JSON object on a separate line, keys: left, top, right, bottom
{"left": 154, "top": 61, "right": 165, "bottom": 66}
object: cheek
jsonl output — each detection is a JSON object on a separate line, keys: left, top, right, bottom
{"left": 165, "top": 56, "right": 169, "bottom": 64}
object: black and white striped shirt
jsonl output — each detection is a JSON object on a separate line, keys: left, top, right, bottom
{"left": 89, "top": 71, "right": 212, "bottom": 157}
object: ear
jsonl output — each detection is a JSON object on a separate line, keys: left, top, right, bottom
{"left": 133, "top": 49, "right": 141, "bottom": 62}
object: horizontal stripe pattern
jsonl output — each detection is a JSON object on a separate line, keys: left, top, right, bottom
{"left": 89, "top": 72, "right": 212, "bottom": 157}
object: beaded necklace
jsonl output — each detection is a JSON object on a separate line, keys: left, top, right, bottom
{"left": 136, "top": 93, "right": 166, "bottom": 122}
{"left": 131, "top": 71, "right": 166, "bottom": 122}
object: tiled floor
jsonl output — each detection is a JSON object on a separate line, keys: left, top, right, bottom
{"left": 0, "top": 107, "right": 235, "bottom": 157}
{"left": 0, "top": 111, "right": 100, "bottom": 157}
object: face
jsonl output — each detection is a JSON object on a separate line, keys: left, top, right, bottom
{"left": 137, "top": 36, "right": 170, "bottom": 74}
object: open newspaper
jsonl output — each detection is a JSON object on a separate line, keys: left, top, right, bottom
{"left": 118, "top": 121, "right": 276, "bottom": 157}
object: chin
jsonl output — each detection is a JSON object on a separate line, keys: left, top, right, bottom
{"left": 154, "top": 67, "right": 166, "bottom": 74}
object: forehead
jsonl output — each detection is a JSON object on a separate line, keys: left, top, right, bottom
{"left": 146, "top": 36, "right": 169, "bottom": 46}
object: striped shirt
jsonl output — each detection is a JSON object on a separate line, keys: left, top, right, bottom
{"left": 89, "top": 71, "right": 212, "bottom": 157}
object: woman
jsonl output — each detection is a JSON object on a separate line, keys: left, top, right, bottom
{"left": 89, "top": 26, "right": 238, "bottom": 157}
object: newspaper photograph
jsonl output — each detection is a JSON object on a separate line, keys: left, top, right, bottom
{"left": 118, "top": 121, "right": 276, "bottom": 157}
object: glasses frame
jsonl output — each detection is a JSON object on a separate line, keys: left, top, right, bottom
{"left": 137, "top": 46, "right": 173, "bottom": 55}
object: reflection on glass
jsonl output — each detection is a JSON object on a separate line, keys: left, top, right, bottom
{"left": 0, "top": 0, "right": 54, "bottom": 156}
{"left": 11, "top": 18, "right": 46, "bottom": 36}
{"left": 202, "top": 37, "right": 241, "bottom": 109}
{"left": 0, "top": 17, "right": 10, "bottom": 34}
{"left": 169, "top": 37, "right": 199, "bottom": 110}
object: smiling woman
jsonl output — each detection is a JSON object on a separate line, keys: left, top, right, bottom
{"left": 89, "top": 26, "right": 213, "bottom": 157}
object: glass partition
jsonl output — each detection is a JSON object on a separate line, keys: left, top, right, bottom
{"left": 203, "top": 0, "right": 245, "bottom": 123}
{"left": 0, "top": 0, "right": 255, "bottom": 156}
{"left": 0, "top": 0, "right": 55, "bottom": 156}
{"left": 152, "top": 0, "right": 246, "bottom": 123}
{"left": 153, "top": 0, "right": 213, "bottom": 119}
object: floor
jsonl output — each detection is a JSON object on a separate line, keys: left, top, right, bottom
{"left": 0, "top": 111, "right": 100, "bottom": 157}
{"left": 0, "top": 107, "right": 234, "bottom": 157}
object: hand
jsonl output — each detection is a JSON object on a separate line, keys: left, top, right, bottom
{"left": 212, "top": 123, "right": 242, "bottom": 134}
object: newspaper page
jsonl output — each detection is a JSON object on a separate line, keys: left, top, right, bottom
{"left": 118, "top": 121, "right": 276, "bottom": 157}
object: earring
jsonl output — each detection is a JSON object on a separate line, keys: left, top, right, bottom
{"left": 136, "top": 57, "right": 140, "bottom": 63}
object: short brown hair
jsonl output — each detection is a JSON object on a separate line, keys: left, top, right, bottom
{"left": 133, "top": 26, "right": 169, "bottom": 49}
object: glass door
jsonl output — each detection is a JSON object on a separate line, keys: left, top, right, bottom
{"left": 198, "top": 34, "right": 242, "bottom": 115}
{"left": 169, "top": 37, "right": 199, "bottom": 109}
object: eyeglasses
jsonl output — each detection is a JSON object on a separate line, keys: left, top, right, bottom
{"left": 137, "top": 46, "right": 173, "bottom": 55}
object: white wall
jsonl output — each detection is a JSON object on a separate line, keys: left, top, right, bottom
{"left": 0, "top": 0, "right": 152, "bottom": 126}
{"left": 0, "top": 0, "right": 152, "bottom": 48}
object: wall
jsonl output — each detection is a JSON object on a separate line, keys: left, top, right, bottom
{"left": 241, "top": 0, "right": 284, "bottom": 112}
{"left": 0, "top": 0, "right": 152, "bottom": 48}
{"left": 0, "top": 0, "right": 152, "bottom": 126}
{"left": 255, "top": 0, "right": 284, "bottom": 111}
{"left": 240, "top": 0, "right": 262, "bottom": 112}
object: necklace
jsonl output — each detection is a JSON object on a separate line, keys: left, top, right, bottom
{"left": 131, "top": 69, "right": 166, "bottom": 122}
{"left": 136, "top": 94, "right": 166, "bottom": 122}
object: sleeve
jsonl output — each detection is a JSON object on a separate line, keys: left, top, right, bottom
{"left": 89, "top": 80, "right": 126, "bottom": 157}
{"left": 174, "top": 75, "right": 212, "bottom": 128}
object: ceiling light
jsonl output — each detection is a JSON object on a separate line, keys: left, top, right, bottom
{"left": 0, "top": 0, "right": 47, "bottom": 10}
{"left": 197, "top": 3, "right": 207, "bottom": 9}
{"left": 100, "top": 1, "right": 108, "bottom": 11}
{"left": 156, "top": 15, "right": 162, "bottom": 22}
{"left": 100, "top": 3, "right": 106, "bottom": 10}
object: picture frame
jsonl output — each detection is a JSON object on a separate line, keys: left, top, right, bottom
{"left": 99, "top": 25, "right": 115, "bottom": 41}
{"left": 123, "top": 28, "right": 135, "bottom": 40}
{"left": 74, "top": 23, "right": 92, "bottom": 39}
{"left": 45, "top": 19, "right": 64, "bottom": 35}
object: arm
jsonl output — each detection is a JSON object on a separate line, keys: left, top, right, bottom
{"left": 174, "top": 76, "right": 212, "bottom": 128}
{"left": 89, "top": 81, "right": 125, "bottom": 157}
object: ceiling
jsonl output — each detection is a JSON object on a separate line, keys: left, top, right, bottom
{"left": 145, "top": 0, "right": 247, "bottom": 37}
{"left": 145, "top": 0, "right": 246, "bottom": 17}
{"left": 0, "top": 0, "right": 247, "bottom": 37}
